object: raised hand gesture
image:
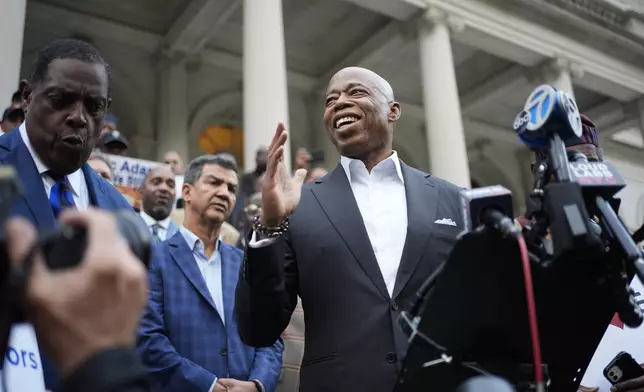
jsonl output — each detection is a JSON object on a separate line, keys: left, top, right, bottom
{"left": 260, "top": 123, "right": 307, "bottom": 227}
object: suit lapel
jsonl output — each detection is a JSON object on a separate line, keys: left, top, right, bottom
{"left": 82, "top": 164, "right": 101, "bottom": 207}
{"left": 219, "top": 244, "right": 236, "bottom": 327}
{"left": 167, "top": 221, "right": 179, "bottom": 239}
{"left": 11, "top": 141, "right": 56, "bottom": 228}
{"left": 311, "top": 166, "right": 389, "bottom": 300}
{"left": 168, "top": 233, "right": 218, "bottom": 312}
{"left": 392, "top": 164, "right": 439, "bottom": 299}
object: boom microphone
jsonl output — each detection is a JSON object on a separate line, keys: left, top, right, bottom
{"left": 460, "top": 185, "right": 519, "bottom": 237}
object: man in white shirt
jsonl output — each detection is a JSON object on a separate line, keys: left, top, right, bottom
{"left": 235, "top": 67, "right": 464, "bottom": 392}
{"left": 139, "top": 165, "right": 178, "bottom": 241}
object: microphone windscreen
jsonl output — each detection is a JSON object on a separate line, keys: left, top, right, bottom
{"left": 455, "top": 376, "right": 516, "bottom": 392}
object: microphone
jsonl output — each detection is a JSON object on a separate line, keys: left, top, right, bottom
{"left": 455, "top": 376, "right": 516, "bottom": 392}
{"left": 460, "top": 185, "right": 519, "bottom": 237}
{"left": 568, "top": 159, "right": 626, "bottom": 199}
{"left": 513, "top": 85, "right": 601, "bottom": 259}
{"left": 513, "top": 84, "right": 582, "bottom": 183}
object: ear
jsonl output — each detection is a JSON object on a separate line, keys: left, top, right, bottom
{"left": 106, "top": 97, "right": 112, "bottom": 109}
{"left": 388, "top": 101, "right": 401, "bottom": 123}
{"left": 181, "top": 183, "right": 191, "bottom": 203}
{"left": 19, "top": 79, "right": 32, "bottom": 109}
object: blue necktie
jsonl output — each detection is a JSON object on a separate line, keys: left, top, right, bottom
{"left": 48, "top": 172, "right": 77, "bottom": 217}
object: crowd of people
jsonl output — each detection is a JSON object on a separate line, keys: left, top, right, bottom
{"left": 1, "top": 36, "right": 643, "bottom": 392}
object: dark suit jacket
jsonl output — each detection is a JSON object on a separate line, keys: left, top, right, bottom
{"left": 59, "top": 348, "right": 152, "bottom": 392}
{"left": 0, "top": 128, "right": 135, "bottom": 390}
{"left": 137, "top": 232, "right": 283, "bottom": 392}
{"left": 236, "top": 163, "right": 463, "bottom": 392}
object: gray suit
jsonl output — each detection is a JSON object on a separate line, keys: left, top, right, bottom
{"left": 236, "top": 163, "right": 464, "bottom": 392}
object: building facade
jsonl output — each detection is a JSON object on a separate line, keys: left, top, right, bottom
{"left": 2, "top": 0, "right": 644, "bottom": 226}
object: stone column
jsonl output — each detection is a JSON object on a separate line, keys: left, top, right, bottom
{"left": 0, "top": 0, "right": 26, "bottom": 108}
{"left": 243, "top": 0, "right": 291, "bottom": 173}
{"left": 418, "top": 8, "right": 471, "bottom": 188}
{"left": 157, "top": 61, "right": 189, "bottom": 162}
{"left": 537, "top": 57, "right": 583, "bottom": 99}
{"left": 637, "top": 98, "right": 644, "bottom": 145}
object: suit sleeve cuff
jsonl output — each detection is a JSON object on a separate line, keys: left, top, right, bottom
{"left": 59, "top": 347, "right": 150, "bottom": 392}
{"left": 209, "top": 378, "right": 218, "bottom": 392}
{"left": 248, "top": 231, "right": 277, "bottom": 248}
{"left": 252, "top": 379, "right": 265, "bottom": 392}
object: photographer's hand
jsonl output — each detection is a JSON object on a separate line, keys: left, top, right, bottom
{"left": 5, "top": 209, "right": 148, "bottom": 378}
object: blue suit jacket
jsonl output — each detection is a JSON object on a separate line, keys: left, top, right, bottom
{"left": 137, "top": 231, "right": 283, "bottom": 392}
{"left": 167, "top": 220, "right": 179, "bottom": 239}
{"left": 0, "top": 128, "right": 135, "bottom": 390}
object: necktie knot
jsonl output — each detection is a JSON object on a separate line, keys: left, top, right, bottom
{"left": 48, "top": 171, "right": 66, "bottom": 183}
{"left": 151, "top": 223, "right": 163, "bottom": 242}
{"left": 48, "top": 171, "right": 76, "bottom": 217}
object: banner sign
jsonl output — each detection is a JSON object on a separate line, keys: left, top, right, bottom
{"left": 105, "top": 154, "right": 164, "bottom": 189}
{"left": 103, "top": 154, "right": 168, "bottom": 209}
{"left": 0, "top": 324, "right": 46, "bottom": 392}
{"left": 580, "top": 279, "right": 644, "bottom": 390}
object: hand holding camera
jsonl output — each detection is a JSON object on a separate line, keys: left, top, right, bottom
{"left": 5, "top": 209, "right": 148, "bottom": 377}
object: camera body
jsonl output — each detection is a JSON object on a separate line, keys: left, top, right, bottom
{"left": 0, "top": 165, "right": 152, "bottom": 324}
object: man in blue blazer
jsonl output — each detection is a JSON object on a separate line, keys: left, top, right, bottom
{"left": 137, "top": 154, "right": 283, "bottom": 392}
{"left": 0, "top": 38, "right": 134, "bottom": 391}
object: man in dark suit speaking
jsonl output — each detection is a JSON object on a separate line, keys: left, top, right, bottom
{"left": 236, "top": 67, "right": 464, "bottom": 392}
{"left": 0, "top": 38, "right": 133, "bottom": 391}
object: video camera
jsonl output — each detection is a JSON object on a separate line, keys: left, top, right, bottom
{"left": 0, "top": 166, "right": 152, "bottom": 389}
{"left": 395, "top": 85, "right": 644, "bottom": 392}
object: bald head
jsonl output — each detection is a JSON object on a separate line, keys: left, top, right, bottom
{"left": 323, "top": 66, "right": 401, "bottom": 165}
{"left": 328, "top": 67, "right": 395, "bottom": 103}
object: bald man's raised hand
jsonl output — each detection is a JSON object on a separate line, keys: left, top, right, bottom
{"left": 260, "top": 123, "right": 307, "bottom": 227}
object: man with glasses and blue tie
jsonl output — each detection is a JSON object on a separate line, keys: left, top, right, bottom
{"left": 139, "top": 165, "right": 178, "bottom": 242}
{"left": 0, "top": 38, "right": 134, "bottom": 391}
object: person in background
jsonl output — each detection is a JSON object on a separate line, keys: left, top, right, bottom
{"left": 100, "top": 113, "right": 118, "bottom": 138}
{"left": 138, "top": 154, "right": 283, "bottom": 392}
{"left": 139, "top": 166, "right": 178, "bottom": 242}
{"left": 163, "top": 150, "right": 185, "bottom": 175}
{"left": 0, "top": 37, "right": 134, "bottom": 391}
{"left": 0, "top": 106, "right": 25, "bottom": 133}
{"left": 304, "top": 166, "right": 328, "bottom": 184}
{"left": 294, "top": 147, "right": 312, "bottom": 172}
{"left": 10, "top": 90, "right": 22, "bottom": 106}
{"left": 241, "top": 147, "right": 268, "bottom": 199}
{"left": 87, "top": 152, "right": 114, "bottom": 183}
{"left": 99, "top": 129, "right": 129, "bottom": 156}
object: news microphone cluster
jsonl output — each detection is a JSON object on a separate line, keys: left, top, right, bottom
{"left": 512, "top": 84, "right": 644, "bottom": 328}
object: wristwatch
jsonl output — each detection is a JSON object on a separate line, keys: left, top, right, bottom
{"left": 251, "top": 379, "right": 262, "bottom": 392}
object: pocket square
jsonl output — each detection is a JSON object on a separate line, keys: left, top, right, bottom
{"left": 434, "top": 218, "right": 457, "bottom": 226}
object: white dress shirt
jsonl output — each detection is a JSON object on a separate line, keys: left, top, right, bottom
{"left": 140, "top": 210, "right": 172, "bottom": 241}
{"left": 250, "top": 151, "right": 408, "bottom": 297}
{"left": 179, "top": 226, "right": 225, "bottom": 324}
{"left": 178, "top": 226, "right": 226, "bottom": 392}
{"left": 19, "top": 122, "right": 90, "bottom": 209}
{"left": 339, "top": 152, "right": 408, "bottom": 296}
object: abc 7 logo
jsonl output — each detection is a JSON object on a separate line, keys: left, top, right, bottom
{"left": 513, "top": 110, "right": 530, "bottom": 131}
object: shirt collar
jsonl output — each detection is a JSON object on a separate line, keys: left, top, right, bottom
{"left": 340, "top": 150, "right": 404, "bottom": 184}
{"left": 179, "top": 225, "right": 222, "bottom": 254}
{"left": 140, "top": 210, "right": 172, "bottom": 230}
{"left": 19, "top": 122, "right": 82, "bottom": 196}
